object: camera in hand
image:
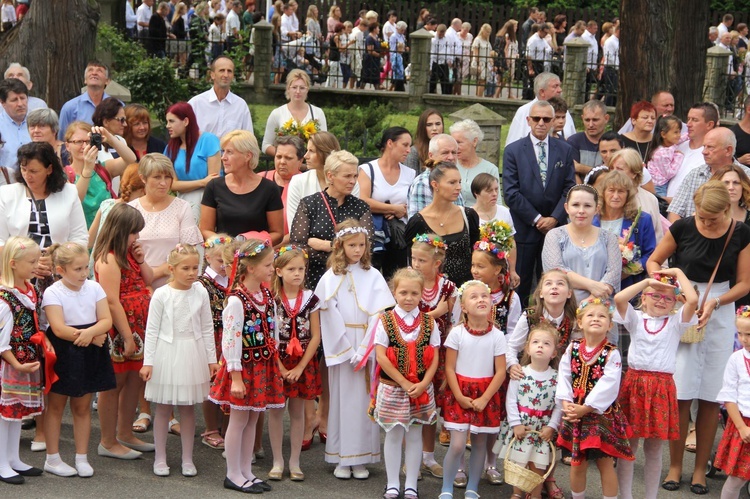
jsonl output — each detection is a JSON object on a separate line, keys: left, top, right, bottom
{"left": 89, "top": 133, "right": 102, "bottom": 150}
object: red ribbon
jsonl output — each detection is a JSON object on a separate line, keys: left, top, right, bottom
{"left": 518, "top": 405, "right": 553, "bottom": 418}
{"left": 30, "top": 331, "right": 57, "bottom": 394}
{"left": 281, "top": 288, "right": 304, "bottom": 359}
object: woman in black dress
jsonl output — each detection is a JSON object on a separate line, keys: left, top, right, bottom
{"left": 404, "top": 160, "right": 480, "bottom": 286}
{"left": 361, "top": 23, "right": 383, "bottom": 90}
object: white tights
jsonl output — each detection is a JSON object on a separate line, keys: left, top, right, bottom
{"left": 384, "top": 424, "right": 422, "bottom": 493}
{"left": 0, "top": 419, "right": 30, "bottom": 478}
{"left": 153, "top": 404, "right": 196, "bottom": 468}
{"left": 721, "top": 475, "right": 748, "bottom": 499}
{"left": 616, "top": 438, "right": 663, "bottom": 499}
{"left": 224, "top": 408, "right": 260, "bottom": 486}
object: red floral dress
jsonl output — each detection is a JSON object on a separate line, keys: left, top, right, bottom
{"left": 418, "top": 274, "right": 456, "bottom": 410}
{"left": 276, "top": 290, "right": 321, "bottom": 400}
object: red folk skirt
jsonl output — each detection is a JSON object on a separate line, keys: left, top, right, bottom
{"left": 280, "top": 353, "right": 322, "bottom": 400}
{"left": 715, "top": 415, "right": 750, "bottom": 481}
{"left": 209, "top": 354, "right": 285, "bottom": 411}
{"left": 557, "top": 403, "right": 634, "bottom": 466}
{"left": 442, "top": 374, "right": 503, "bottom": 433}
{"left": 619, "top": 369, "right": 679, "bottom": 440}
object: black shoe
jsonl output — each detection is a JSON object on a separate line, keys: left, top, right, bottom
{"left": 690, "top": 483, "right": 709, "bottom": 495}
{"left": 223, "top": 477, "right": 263, "bottom": 494}
{"left": 661, "top": 480, "right": 681, "bottom": 491}
{"left": 252, "top": 478, "right": 272, "bottom": 491}
{"left": 13, "top": 467, "right": 43, "bottom": 477}
{"left": 20, "top": 419, "right": 35, "bottom": 430}
{"left": 0, "top": 474, "right": 24, "bottom": 484}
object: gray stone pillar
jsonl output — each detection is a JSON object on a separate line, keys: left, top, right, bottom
{"left": 408, "top": 29, "right": 433, "bottom": 103}
{"left": 449, "top": 104, "right": 506, "bottom": 169}
{"left": 562, "top": 38, "right": 590, "bottom": 107}
{"left": 703, "top": 45, "right": 731, "bottom": 108}
{"left": 253, "top": 21, "right": 273, "bottom": 95}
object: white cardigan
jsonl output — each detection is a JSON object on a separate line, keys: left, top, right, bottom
{"left": 0, "top": 183, "right": 88, "bottom": 247}
{"left": 143, "top": 282, "right": 216, "bottom": 366}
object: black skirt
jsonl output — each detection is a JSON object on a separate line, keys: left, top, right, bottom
{"left": 48, "top": 323, "right": 116, "bottom": 397}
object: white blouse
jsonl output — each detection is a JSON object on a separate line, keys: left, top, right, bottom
{"left": 716, "top": 349, "right": 750, "bottom": 418}
{"left": 443, "top": 324, "right": 507, "bottom": 378}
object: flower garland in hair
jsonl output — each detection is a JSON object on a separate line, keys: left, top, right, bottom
{"left": 652, "top": 272, "right": 682, "bottom": 296}
{"left": 472, "top": 240, "right": 507, "bottom": 260}
{"left": 275, "top": 244, "right": 308, "bottom": 259}
{"left": 335, "top": 226, "right": 369, "bottom": 239}
{"left": 412, "top": 233, "right": 448, "bottom": 252}
{"left": 736, "top": 305, "right": 750, "bottom": 318}
{"left": 478, "top": 220, "right": 515, "bottom": 253}
{"left": 229, "top": 239, "right": 271, "bottom": 289}
{"left": 203, "top": 236, "right": 232, "bottom": 249}
{"left": 577, "top": 296, "right": 615, "bottom": 315}
{"left": 457, "top": 279, "right": 492, "bottom": 299}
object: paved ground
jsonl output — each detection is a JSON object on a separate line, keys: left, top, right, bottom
{"left": 12, "top": 408, "right": 740, "bottom": 498}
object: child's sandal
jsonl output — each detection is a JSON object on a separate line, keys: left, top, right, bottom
{"left": 383, "top": 487, "right": 399, "bottom": 499}
{"left": 200, "top": 430, "right": 225, "bottom": 449}
{"left": 403, "top": 487, "right": 418, "bottom": 499}
{"left": 438, "top": 494, "right": 453, "bottom": 499}
{"left": 464, "top": 491, "right": 480, "bottom": 499}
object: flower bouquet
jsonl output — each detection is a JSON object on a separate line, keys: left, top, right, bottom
{"left": 275, "top": 118, "right": 320, "bottom": 141}
{"left": 620, "top": 239, "right": 643, "bottom": 276}
{"left": 479, "top": 220, "right": 515, "bottom": 252}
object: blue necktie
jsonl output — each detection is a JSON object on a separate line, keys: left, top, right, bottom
{"left": 537, "top": 141, "right": 547, "bottom": 186}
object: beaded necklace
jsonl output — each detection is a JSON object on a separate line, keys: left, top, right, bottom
{"left": 643, "top": 317, "right": 668, "bottom": 335}
{"left": 392, "top": 310, "right": 421, "bottom": 334}
{"left": 579, "top": 338, "right": 607, "bottom": 363}
{"left": 421, "top": 274, "right": 440, "bottom": 303}
{"left": 466, "top": 322, "right": 493, "bottom": 336}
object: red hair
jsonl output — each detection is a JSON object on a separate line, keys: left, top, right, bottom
{"left": 629, "top": 100, "right": 656, "bottom": 120}
{"left": 165, "top": 102, "right": 201, "bottom": 174}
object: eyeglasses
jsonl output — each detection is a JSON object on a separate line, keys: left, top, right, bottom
{"left": 643, "top": 292, "right": 676, "bottom": 304}
{"left": 529, "top": 116, "right": 553, "bottom": 123}
{"left": 66, "top": 139, "right": 88, "bottom": 146}
{"left": 111, "top": 117, "right": 127, "bottom": 125}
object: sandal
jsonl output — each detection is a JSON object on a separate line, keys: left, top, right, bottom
{"left": 132, "top": 413, "right": 151, "bottom": 433}
{"left": 201, "top": 430, "right": 225, "bottom": 449}
{"left": 403, "top": 487, "right": 418, "bottom": 499}
{"left": 438, "top": 494, "right": 453, "bottom": 499}
{"left": 545, "top": 481, "right": 564, "bottom": 499}
{"left": 453, "top": 468, "right": 467, "bottom": 488}
{"left": 465, "top": 491, "right": 480, "bottom": 499}
{"left": 169, "top": 418, "right": 181, "bottom": 436}
{"left": 383, "top": 487, "right": 400, "bottom": 499}
{"left": 685, "top": 428, "right": 697, "bottom": 453}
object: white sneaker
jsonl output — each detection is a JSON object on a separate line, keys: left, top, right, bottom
{"left": 75, "top": 461, "right": 94, "bottom": 478}
{"left": 333, "top": 465, "right": 351, "bottom": 479}
{"left": 30, "top": 441, "right": 46, "bottom": 452}
{"left": 44, "top": 460, "right": 78, "bottom": 477}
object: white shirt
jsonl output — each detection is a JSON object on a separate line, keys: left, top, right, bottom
{"left": 505, "top": 309, "right": 582, "bottom": 369}
{"left": 126, "top": 1, "right": 137, "bottom": 29}
{"left": 42, "top": 280, "right": 107, "bottom": 326}
{"left": 189, "top": 87, "right": 253, "bottom": 139}
{"left": 505, "top": 98, "right": 576, "bottom": 146}
{"left": 281, "top": 12, "right": 298, "bottom": 42}
{"left": 203, "top": 266, "right": 228, "bottom": 289}
{"left": 444, "top": 324, "right": 507, "bottom": 378}
{"left": 603, "top": 34, "right": 619, "bottom": 67}
{"left": 374, "top": 306, "right": 441, "bottom": 348}
{"left": 716, "top": 349, "right": 750, "bottom": 417}
{"left": 718, "top": 23, "right": 730, "bottom": 38}
{"left": 359, "top": 159, "right": 416, "bottom": 222}
{"left": 261, "top": 104, "right": 328, "bottom": 154}
{"left": 431, "top": 35, "right": 452, "bottom": 64}
{"left": 556, "top": 342, "right": 622, "bottom": 414}
{"left": 581, "top": 29, "right": 598, "bottom": 67}
{"left": 478, "top": 204, "right": 516, "bottom": 229}
{"left": 444, "top": 28, "right": 460, "bottom": 58}
{"left": 666, "top": 142, "right": 705, "bottom": 198}
{"left": 383, "top": 21, "right": 397, "bottom": 42}
{"left": 136, "top": 2, "right": 152, "bottom": 31}
{"left": 717, "top": 42, "right": 735, "bottom": 74}
{"left": 225, "top": 9, "right": 240, "bottom": 36}
{"left": 614, "top": 303, "right": 696, "bottom": 373}
{"left": 526, "top": 33, "right": 552, "bottom": 72}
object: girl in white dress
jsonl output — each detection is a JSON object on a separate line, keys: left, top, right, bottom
{"left": 497, "top": 323, "right": 562, "bottom": 499}
{"left": 315, "top": 219, "right": 395, "bottom": 480}
{"left": 140, "top": 244, "right": 218, "bottom": 477}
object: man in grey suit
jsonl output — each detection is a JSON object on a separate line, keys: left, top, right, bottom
{"left": 503, "top": 100, "right": 576, "bottom": 305}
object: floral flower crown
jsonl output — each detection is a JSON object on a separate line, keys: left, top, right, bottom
{"left": 235, "top": 239, "right": 271, "bottom": 259}
{"left": 473, "top": 240, "right": 507, "bottom": 260}
{"left": 412, "top": 233, "right": 447, "bottom": 251}
{"left": 652, "top": 272, "right": 682, "bottom": 296}
{"left": 457, "top": 279, "right": 492, "bottom": 299}
{"left": 736, "top": 305, "right": 750, "bottom": 318}
{"left": 478, "top": 220, "right": 515, "bottom": 252}
{"left": 335, "top": 226, "right": 369, "bottom": 239}
{"left": 583, "top": 165, "right": 609, "bottom": 186}
{"left": 577, "top": 297, "right": 615, "bottom": 315}
{"left": 275, "top": 244, "right": 308, "bottom": 259}
{"left": 203, "top": 236, "right": 232, "bottom": 249}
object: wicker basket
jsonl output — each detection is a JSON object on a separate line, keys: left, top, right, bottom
{"left": 680, "top": 324, "right": 706, "bottom": 344}
{"left": 503, "top": 430, "right": 557, "bottom": 493}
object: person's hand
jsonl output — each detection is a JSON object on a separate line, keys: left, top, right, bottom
{"left": 139, "top": 365, "right": 152, "bottom": 382}
{"left": 562, "top": 402, "right": 589, "bottom": 422}
{"left": 16, "top": 361, "right": 40, "bottom": 374}
{"left": 698, "top": 300, "right": 717, "bottom": 329}
{"left": 34, "top": 252, "right": 53, "bottom": 278}
{"left": 131, "top": 241, "right": 145, "bottom": 264}
{"left": 209, "top": 363, "right": 219, "bottom": 378}
{"left": 509, "top": 363, "right": 525, "bottom": 380}
{"left": 92, "top": 334, "right": 107, "bottom": 347}
{"left": 350, "top": 353, "right": 364, "bottom": 366}
{"left": 230, "top": 379, "right": 246, "bottom": 399}
{"left": 510, "top": 270, "right": 520, "bottom": 289}
{"left": 738, "top": 153, "right": 750, "bottom": 166}
{"left": 535, "top": 217, "right": 556, "bottom": 233}
{"left": 202, "top": 172, "right": 220, "bottom": 187}
{"left": 739, "top": 425, "right": 750, "bottom": 443}
{"left": 588, "top": 281, "right": 611, "bottom": 299}
{"left": 122, "top": 335, "right": 136, "bottom": 358}
{"left": 406, "top": 381, "right": 426, "bottom": 399}
{"left": 73, "top": 328, "right": 97, "bottom": 347}
{"left": 513, "top": 425, "right": 529, "bottom": 439}
{"left": 392, "top": 204, "right": 407, "bottom": 219}
{"left": 471, "top": 396, "right": 489, "bottom": 412}
{"left": 540, "top": 426, "right": 555, "bottom": 442}
{"left": 91, "top": 125, "right": 115, "bottom": 145}
{"left": 286, "top": 366, "right": 303, "bottom": 384}
{"left": 644, "top": 278, "right": 676, "bottom": 294}
{"left": 457, "top": 395, "right": 474, "bottom": 410}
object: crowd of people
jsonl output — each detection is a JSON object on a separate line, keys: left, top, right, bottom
{"left": 1, "top": 4, "right": 750, "bottom": 498}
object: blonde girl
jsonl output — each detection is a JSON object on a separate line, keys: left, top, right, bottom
{"left": 613, "top": 269, "right": 698, "bottom": 499}
{"left": 374, "top": 268, "right": 440, "bottom": 499}
{"left": 556, "top": 298, "right": 634, "bottom": 499}
{"left": 0, "top": 237, "right": 46, "bottom": 484}
{"left": 208, "top": 239, "right": 282, "bottom": 493}
{"left": 440, "top": 280, "right": 507, "bottom": 499}
{"left": 93, "top": 203, "right": 154, "bottom": 460}
{"left": 268, "top": 245, "right": 321, "bottom": 482}
{"left": 197, "top": 234, "right": 232, "bottom": 450}
{"left": 496, "top": 323, "right": 562, "bottom": 499}
{"left": 42, "top": 242, "right": 113, "bottom": 477}
{"left": 410, "top": 233, "right": 456, "bottom": 467}
{"left": 315, "top": 219, "right": 394, "bottom": 480}
{"left": 141, "top": 244, "right": 218, "bottom": 477}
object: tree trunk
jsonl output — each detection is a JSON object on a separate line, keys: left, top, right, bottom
{"left": 0, "top": 0, "right": 101, "bottom": 111}
{"left": 618, "top": 0, "right": 709, "bottom": 126}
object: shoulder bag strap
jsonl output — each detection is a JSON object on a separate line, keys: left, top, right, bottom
{"left": 700, "top": 220, "right": 736, "bottom": 310}
{"left": 308, "top": 103, "right": 315, "bottom": 121}
{"left": 319, "top": 191, "right": 337, "bottom": 226}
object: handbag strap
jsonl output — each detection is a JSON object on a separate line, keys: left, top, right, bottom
{"left": 319, "top": 191, "right": 337, "bottom": 227}
{"left": 700, "top": 220, "right": 736, "bottom": 309}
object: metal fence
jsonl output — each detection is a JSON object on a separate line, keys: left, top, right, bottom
{"left": 719, "top": 48, "right": 747, "bottom": 119}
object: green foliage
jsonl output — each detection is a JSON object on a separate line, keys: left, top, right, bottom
{"left": 97, "top": 24, "right": 146, "bottom": 74}
{"left": 325, "top": 102, "right": 394, "bottom": 157}
{"left": 711, "top": 0, "right": 750, "bottom": 11}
